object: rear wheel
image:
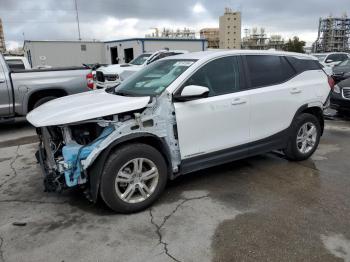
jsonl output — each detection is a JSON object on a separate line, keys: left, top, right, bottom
{"left": 33, "top": 96, "right": 57, "bottom": 109}
{"left": 284, "top": 113, "right": 321, "bottom": 161}
{"left": 100, "top": 143, "right": 167, "bottom": 213}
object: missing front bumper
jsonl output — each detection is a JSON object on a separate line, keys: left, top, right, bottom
{"left": 36, "top": 142, "right": 65, "bottom": 192}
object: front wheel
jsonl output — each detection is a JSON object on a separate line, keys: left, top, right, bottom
{"left": 100, "top": 143, "right": 168, "bottom": 213}
{"left": 284, "top": 113, "right": 321, "bottom": 161}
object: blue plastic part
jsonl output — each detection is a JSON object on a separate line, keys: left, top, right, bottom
{"left": 62, "top": 126, "right": 114, "bottom": 187}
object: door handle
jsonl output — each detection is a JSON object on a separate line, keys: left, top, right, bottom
{"left": 231, "top": 98, "right": 247, "bottom": 105}
{"left": 290, "top": 88, "right": 302, "bottom": 94}
{"left": 0, "top": 79, "right": 5, "bottom": 83}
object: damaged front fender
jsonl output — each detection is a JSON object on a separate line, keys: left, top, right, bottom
{"left": 62, "top": 125, "right": 115, "bottom": 187}
{"left": 87, "top": 132, "right": 173, "bottom": 202}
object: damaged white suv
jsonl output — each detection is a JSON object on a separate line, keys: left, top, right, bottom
{"left": 27, "top": 50, "right": 331, "bottom": 213}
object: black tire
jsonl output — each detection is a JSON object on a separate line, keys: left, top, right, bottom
{"left": 100, "top": 143, "right": 168, "bottom": 213}
{"left": 283, "top": 113, "right": 321, "bottom": 161}
{"left": 33, "top": 96, "right": 57, "bottom": 109}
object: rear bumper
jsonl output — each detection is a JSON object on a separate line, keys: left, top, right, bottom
{"left": 330, "top": 92, "right": 350, "bottom": 111}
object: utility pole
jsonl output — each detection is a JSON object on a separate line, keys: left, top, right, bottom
{"left": 74, "top": 0, "right": 81, "bottom": 40}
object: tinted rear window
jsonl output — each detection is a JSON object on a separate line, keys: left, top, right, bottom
{"left": 245, "top": 55, "right": 295, "bottom": 88}
{"left": 286, "top": 57, "right": 322, "bottom": 73}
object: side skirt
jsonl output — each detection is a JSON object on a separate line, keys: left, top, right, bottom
{"left": 178, "top": 128, "right": 290, "bottom": 176}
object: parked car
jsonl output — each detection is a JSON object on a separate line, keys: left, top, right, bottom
{"left": 0, "top": 53, "right": 93, "bottom": 122}
{"left": 312, "top": 52, "right": 350, "bottom": 75}
{"left": 4, "top": 56, "right": 31, "bottom": 70}
{"left": 27, "top": 50, "right": 330, "bottom": 213}
{"left": 330, "top": 78, "right": 350, "bottom": 115}
{"left": 95, "top": 49, "right": 188, "bottom": 88}
{"left": 332, "top": 59, "right": 350, "bottom": 83}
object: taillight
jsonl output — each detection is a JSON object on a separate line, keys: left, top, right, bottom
{"left": 328, "top": 76, "right": 335, "bottom": 90}
{"left": 86, "top": 72, "right": 94, "bottom": 89}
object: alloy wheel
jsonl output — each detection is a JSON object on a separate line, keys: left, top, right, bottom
{"left": 296, "top": 122, "right": 317, "bottom": 154}
{"left": 115, "top": 158, "right": 159, "bottom": 203}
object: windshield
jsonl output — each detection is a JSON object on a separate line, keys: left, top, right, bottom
{"left": 313, "top": 54, "right": 327, "bottom": 62}
{"left": 338, "top": 59, "right": 350, "bottom": 66}
{"left": 112, "top": 59, "right": 197, "bottom": 96}
{"left": 129, "top": 54, "right": 152, "bottom": 65}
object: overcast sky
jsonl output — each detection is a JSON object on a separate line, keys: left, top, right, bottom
{"left": 0, "top": 0, "right": 349, "bottom": 49}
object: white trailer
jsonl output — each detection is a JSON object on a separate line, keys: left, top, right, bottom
{"left": 105, "top": 38, "right": 208, "bottom": 64}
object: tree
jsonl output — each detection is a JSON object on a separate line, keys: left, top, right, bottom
{"left": 283, "top": 36, "right": 306, "bottom": 53}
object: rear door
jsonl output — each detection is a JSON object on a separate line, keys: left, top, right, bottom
{"left": 174, "top": 56, "right": 250, "bottom": 159}
{"left": 244, "top": 55, "right": 300, "bottom": 142}
{"left": 0, "top": 59, "right": 11, "bottom": 116}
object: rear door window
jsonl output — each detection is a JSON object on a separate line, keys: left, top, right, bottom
{"left": 245, "top": 55, "right": 295, "bottom": 88}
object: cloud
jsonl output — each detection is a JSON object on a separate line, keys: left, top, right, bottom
{"left": 192, "top": 3, "right": 207, "bottom": 14}
{"left": 1, "top": 0, "right": 348, "bottom": 49}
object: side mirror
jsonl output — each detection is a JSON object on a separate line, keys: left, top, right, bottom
{"left": 173, "top": 85, "right": 210, "bottom": 102}
{"left": 325, "top": 59, "right": 334, "bottom": 63}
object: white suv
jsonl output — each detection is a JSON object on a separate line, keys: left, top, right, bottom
{"left": 312, "top": 52, "right": 350, "bottom": 75}
{"left": 95, "top": 50, "right": 188, "bottom": 88}
{"left": 27, "top": 50, "right": 331, "bottom": 213}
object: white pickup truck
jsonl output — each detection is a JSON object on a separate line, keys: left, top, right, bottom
{"left": 95, "top": 50, "right": 188, "bottom": 88}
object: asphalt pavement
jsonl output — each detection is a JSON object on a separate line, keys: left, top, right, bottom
{"left": 0, "top": 118, "right": 350, "bottom": 262}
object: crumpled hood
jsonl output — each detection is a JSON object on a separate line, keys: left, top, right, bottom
{"left": 26, "top": 89, "right": 150, "bottom": 127}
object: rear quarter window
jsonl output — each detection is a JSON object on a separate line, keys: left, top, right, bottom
{"left": 245, "top": 55, "right": 296, "bottom": 88}
{"left": 286, "top": 57, "right": 322, "bottom": 73}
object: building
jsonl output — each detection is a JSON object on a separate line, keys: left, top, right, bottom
{"left": 200, "top": 28, "right": 220, "bottom": 49}
{"left": 23, "top": 38, "right": 208, "bottom": 67}
{"left": 219, "top": 8, "right": 241, "bottom": 49}
{"left": 242, "top": 28, "right": 284, "bottom": 50}
{"left": 23, "top": 40, "right": 106, "bottom": 68}
{"left": 146, "top": 28, "right": 196, "bottom": 39}
{"left": 104, "top": 38, "right": 207, "bottom": 64}
{"left": 313, "top": 14, "right": 350, "bottom": 53}
{"left": 0, "top": 18, "right": 5, "bottom": 53}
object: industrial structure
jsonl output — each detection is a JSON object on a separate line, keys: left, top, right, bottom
{"left": 0, "top": 18, "right": 6, "bottom": 53}
{"left": 200, "top": 28, "right": 220, "bottom": 48}
{"left": 146, "top": 28, "right": 196, "bottom": 39}
{"left": 219, "top": 8, "right": 241, "bottom": 49}
{"left": 313, "top": 14, "right": 350, "bottom": 52}
{"left": 242, "top": 28, "right": 284, "bottom": 50}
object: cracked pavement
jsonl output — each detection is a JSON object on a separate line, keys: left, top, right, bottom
{"left": 1, "top": 119, "right": 350, "bottom": 261}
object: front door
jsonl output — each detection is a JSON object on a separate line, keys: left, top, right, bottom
{"left": 174, "top": 56, "right": 250, "bottom": 159}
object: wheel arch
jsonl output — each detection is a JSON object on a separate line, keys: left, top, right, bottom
{"left": 87, "top": 133, "right": 172, "bottom": 202}
{"left": 294, "top": 104, "right": 324, "bottom": 136}
{"left": 27, "top": 89, "right": 68, "bottom": 112}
